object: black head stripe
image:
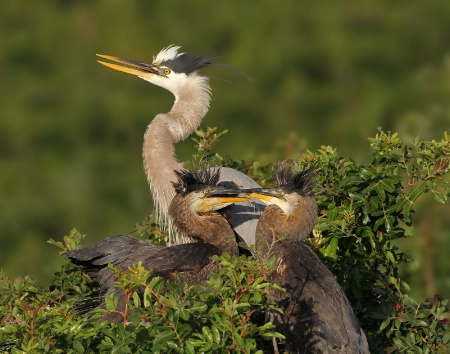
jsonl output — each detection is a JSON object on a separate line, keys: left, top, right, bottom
{"left": 162, "top": 54, "right": 212, "bottom": 74}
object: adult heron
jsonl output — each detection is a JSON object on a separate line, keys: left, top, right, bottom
{"left": 97, "top": 45, "right": 264, "bottom": 245}
{"left": 242, "top": 166, "right": 370, "bottom": 353}
{"left": 65, "top": 169, "right": 248, "bottom": 322}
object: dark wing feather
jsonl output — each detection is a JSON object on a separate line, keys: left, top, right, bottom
{"left": 66, "top": 236, "right": 222, "bottom": 322}
{"left": 269, "top": 242, "right": 369, "bottom": 353}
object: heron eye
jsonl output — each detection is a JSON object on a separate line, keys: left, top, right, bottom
{"left": 164, "top": 68, "right": 171, "bottom": 75}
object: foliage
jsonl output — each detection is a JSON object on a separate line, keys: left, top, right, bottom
{"left": 293, "top": 129, "right": 450, "bottom": 352}
{"left": 1, "top": 233, "right": 282, "bottom": 353}
{"left": 191, "top": 126, "right": 228, "bottom": 164}
{"left": 378, "top": 295, "right": 449, "bottom": 352}
{"left": 1, "top": 129, "right": 449, "bottom": 353}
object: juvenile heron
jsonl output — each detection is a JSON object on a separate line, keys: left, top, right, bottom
{"left": 242, "top": 166, "right": 370, "bottom": 353}
{"left": 97, "top": 45, "right": 264, "bottom": 245}
{"left": 66, "top": 169, "right": 248, "bottom": 322}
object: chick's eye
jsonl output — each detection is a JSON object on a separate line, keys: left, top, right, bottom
{"left": 164, "top": 68, "right": 171, "bottom": 75}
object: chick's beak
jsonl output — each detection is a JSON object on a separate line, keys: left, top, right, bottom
{"left": 238, "top": 188, "right": 284, "bottom": 204}
{"left": 96, "top": 54, "right": 159, "bottom": 78}
{"left": 199, "top": 188, "right": 251, "bottom": 212}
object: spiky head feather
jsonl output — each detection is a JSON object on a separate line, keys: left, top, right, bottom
{"left": 273, "top": 166, "right": 316, "bottom": 197}
{"left": 173, "top": 168, "right": 220, "bottom": 195}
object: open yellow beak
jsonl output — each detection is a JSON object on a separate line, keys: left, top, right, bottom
{"left": 238, "top": 188, "right": 284, "bottom": 205}
{"left": 240, "top": 190, "right": 288, "bottom": 210}
{"left": 214, "top": 196, "right": 251, "bottom": 203}
{"left": 96, "top": 54, "right": 159, "bottom": 77}
{"left": 245, "top": 193, "right": 274, "bottom": 203}
{"left": 197, "top": 196, "right": 251, "bottom": 213}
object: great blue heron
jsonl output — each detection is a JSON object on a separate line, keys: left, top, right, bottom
{"left": 97, "top": 45, "right": 264, "bottom": 245}
{"left": 65, "top": 169, "right": 248, "bottom": 322}
{"left": 242, "top": 166, "right": 370, "bottom": 353}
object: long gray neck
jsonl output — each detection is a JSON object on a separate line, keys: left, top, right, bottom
{"left": 142, "top": 74, "right": 211, "bottom": 241}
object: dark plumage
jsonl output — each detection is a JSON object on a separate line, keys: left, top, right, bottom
{"left": 173, "top": 168, "right": 220, "bottom": 195}
{"left": 267, "top": 242, "right": 369, "bottom": 353}
{"left": 242, "top": 166, "right": 370, "bottom": 353}
{"left": 66, "top": 236, "right": 221, "bottom": 323}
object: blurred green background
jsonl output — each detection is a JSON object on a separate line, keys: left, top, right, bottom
{"left": 1, "top": 1, "right": 449, "bottom": 300}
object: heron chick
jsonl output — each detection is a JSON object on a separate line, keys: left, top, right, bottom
{"left": 169, "top": 168, "right": 251, "bottom": 256}
{"left": 241, "top": 166, "right": 370, "bottom": 353}
{"left": 65, "top": 169, "right": 248, "bottom": 323}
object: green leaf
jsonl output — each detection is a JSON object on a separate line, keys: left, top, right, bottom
{"left": 143, "top": 286, "right": 152, "bottom": 308}
{"left": 73, "top": 340, "right": 85, "bottom": 354}
{"left": 202, "top": 326, "right": 213, "bottom": 343}
{"left": 184, "top": 341, "right": 196, "bottom": 354}
{"left": 406, "top": 331, "right": 416, "bottom": 344}
{"left": 414, "top": 320, "right": 428, "bottom": 327}
{"left": 433, "top": 192, "right": 447, "bottom": 203}
{"left": 211, "top": 326, "right": 221, "bottom": 344}
{"left": 233, "top": 332, "right": 245, "bottom": 347}
{"left": 189, "top": 303, "right": 208, "bottom": 313}
{"left": 166, "top": 341, "right": 182, "bottom": 353}
{"left": 261, "top": 331, "right": 286, "bottom": 339}
{"left": 373, "top": 216, "right": 385, "bottom": 231}
{"left": 375, "top": 183, "right": 386, "bottom": 201}
{"left": 187, "top": 339, "right": 206, "bottom": 347}
{"left": 384, "top": 216, "right": 393, "bottom": 233}
{"left": 401, "top": 281, "right": 411, "bottom": 292}
{"left": 348, "top": 192, "right": 364, "bottom": 201}
{"left": 386, "top": 251, "right": 396, "bottom": 265}
{"left": 360, "top": 168, "right": 377, "bottom": 180}
{"left": 105, "top": 293, "right": 118, "bottom": 312}
{"left": 153, "top": 330, "right": 175, "bottom": 346}
{"left": 442, "top": 331, "right": 450, "bottom": 345}
{"left": 392, "top": 337, "right": 406, "bottom": 349}
{"left": 407, "top": 181, "right": 427, "bottom": 203}
{"left": 132, "top": 291, "right": 140, "bottom": 308}
{"left": 379, "top": 318, "right": 391, "bottom": 332}
{"left": 179, "top": 308, "right": 189, "bottom": 321}
{"left": 321, "top": 237, "right": 338, "bottom": 259}
{"left": 381, "top": 178, "right": 397, "bottom": 193}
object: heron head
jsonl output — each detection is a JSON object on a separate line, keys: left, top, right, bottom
{"left": 239, "top": 167, "right": 316, "bottom": 215}
{"left": 97, "top": 45, "right": 212, "bottom": 94}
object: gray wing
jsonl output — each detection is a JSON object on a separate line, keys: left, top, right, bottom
{"left": 215, "top": 166, "right": 265, "bottom": 246}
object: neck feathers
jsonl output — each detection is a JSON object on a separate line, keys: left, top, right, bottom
{"left": 169, "top": 197, "right": 239, "bottom": 256}
{"left": 167, "top": 74, "right": 211, "bottom": 142}
{"left": 142, "top": 74, "right": 211, "bottom": 241}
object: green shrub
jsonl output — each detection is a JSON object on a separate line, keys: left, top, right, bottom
{"left": 1, "top": 129, "right": 449, "bottom": 353}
